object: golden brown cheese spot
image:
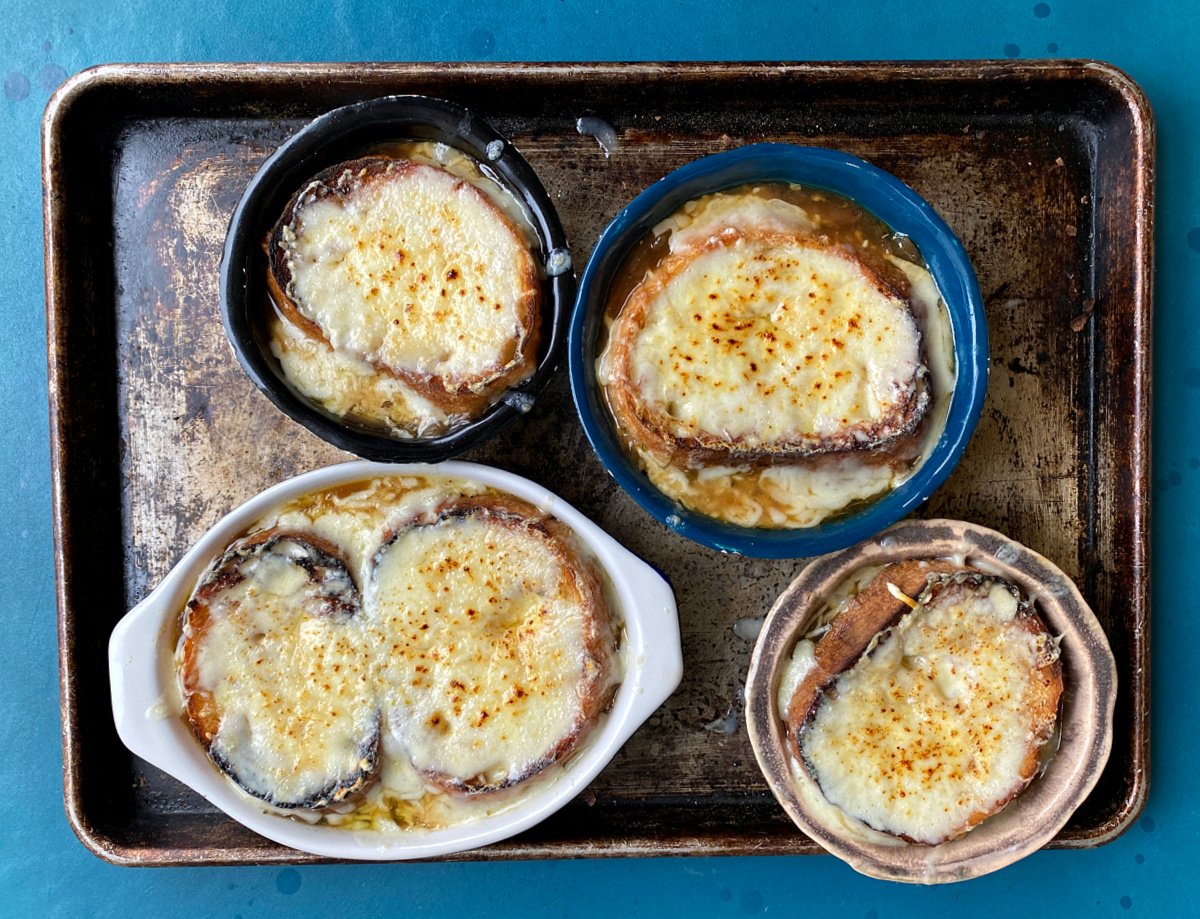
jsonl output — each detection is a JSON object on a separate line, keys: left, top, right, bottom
{"left": 798, "top": 579, "right": 1058, "bottom": 844}
{"left": 630, "top": 238, "right": 921, "bottom": 447}
{"left": 369, "top": 516, "right": 595, "bottom": 788}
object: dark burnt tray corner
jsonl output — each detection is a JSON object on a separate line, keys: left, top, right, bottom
{"left": 44, "top": 61, "right": 1152, "bottom": 865}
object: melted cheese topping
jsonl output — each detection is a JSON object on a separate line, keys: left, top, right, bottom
{"left": 370, "top": 515, "right": 595, "bottom": 788}
{"left": 177, "top": 476, "right": 622, "bottom": 831}
{"left": 188, "top": 538, "right": 378, "bottom": 806}
{"left": 269, "top": 313, "right": 456, "bottom": 438}
{"left": 654, "top": 192, "right": 816, "bottom": 251}
{"left": 284, "top": 160, "right": 533, "bottom": 385}
{"left": 629, "top": 238, "right": 922, "bottom": 445}
{"left": 599, "top": 187, "right": 958, "bottom": 530}
{"left": 796, "top": 577, "right": 1058, "bottom": 844}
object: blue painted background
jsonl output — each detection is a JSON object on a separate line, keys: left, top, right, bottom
{"left": 2, "top": 1, "right": 1194, "bottom": 915}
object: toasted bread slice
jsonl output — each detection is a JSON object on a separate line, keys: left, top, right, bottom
{"left": 368, "top": 494, "right": 619, "bottom": 795}
{"left": 267, "top": 156, "right": 541, "bottom": 416}
{"left": 785, "top": 563, "right": 1063, "bottom": 844}
{"left": 180, "top": 529, "right": 380, "bottom": 809}
{"left": 604, "top": 231, "right": 929, "bottom": 468}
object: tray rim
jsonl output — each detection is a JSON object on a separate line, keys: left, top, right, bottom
{"left": 43, "top": 58, "right": 1154, "bottom": 866}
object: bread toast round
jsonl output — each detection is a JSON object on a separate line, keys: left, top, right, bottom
{"left": 785, "top": 562, "right": 1063, "bottom": 844}
{"left": 367, "top": 494, "right": 619, "bottom": 795}
{"left": 180, "top": 529, "right": 381, "bottom": 809}
{"left": 267, "top": 156, "right": 541, "bottom": 418}
{"left": 604, "top": 230, "right": 929, "bottom": 468}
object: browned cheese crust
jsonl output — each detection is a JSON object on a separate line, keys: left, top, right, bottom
{"left": 376, "top": 494, "right": 619, "bottom": 795}
{"left": 785, "top": 561, "right": 1064, "bottom": 843}
{"left": 604, "top": 231, "right": 929, "bottom": 469}
{"left": 180, "top": 528, "right": 380, "bottom": 809}
{"left": 266, "top": 156, "right": 542, "bottom": 417}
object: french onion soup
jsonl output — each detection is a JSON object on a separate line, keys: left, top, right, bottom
{"left": 266, "top": 142, "right": 543, "bottom": 438}
{"left": 776, "top": 560, "right": 1062, "bottom": 845}
{"left": 176, "top": 475, "right": 622, "bottom": 831}
{"left": 598, "top": 184, "right": 956, "bottom": 529}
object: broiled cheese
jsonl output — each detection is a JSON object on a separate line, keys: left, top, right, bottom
{"left": 370, "top": 513, "right": 599, "bottom": 790}
{"left": 794, "top": 576, "right": 1060, "bottom": 844}
{"left": 270, "top": 313, "right": 454, "bottom": 438}
{"left": 178, "top": 476, "right": 623, "bottom": 830}
{"left": 184, "top": 536, "right": 378, "bottom": 807}
{"left": 283, "top": 161, "right": 533, "bottom": 387}
{"left": 654, "top": 191, "right": 815, "bottom": 252}
{"left": 629, "top": 236, "right": 922, "bottom": 447}
{"left": 599, "top": 183, "right": 960, "bottom": 530}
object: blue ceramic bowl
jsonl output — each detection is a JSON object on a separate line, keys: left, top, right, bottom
{"left": 568, "top": 144, "right": 988, "bottom": 558}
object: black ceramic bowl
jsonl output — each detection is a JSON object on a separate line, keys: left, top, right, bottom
{"left": 220, "top": 95, "right": 572, "bottom": 462}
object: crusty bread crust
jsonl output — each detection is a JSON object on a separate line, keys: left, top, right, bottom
{"left": 180, "top": 528, "right": 380, "bottom": 810}
{"left": 786, "top": 562, "right": 1064, "bottom": 844}
{"left": 605, "top": 231, "right": 929, "bottom": 469}
{"left": 785, "top": 559, "right": 963, "bottom": 731}
{"left": 376, "top": 494, "right": 619, "bottom": 795}
{"left": 266, "top": 156, "right": 542, "bottom": 417}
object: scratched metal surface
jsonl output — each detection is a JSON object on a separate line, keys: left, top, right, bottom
{"left": 46, "top": 62, "right": 1150, "bottom": 863}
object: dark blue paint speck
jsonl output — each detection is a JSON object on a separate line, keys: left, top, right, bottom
{"left": 1184, "top": 368, "right": 1200, "bottom": 387}
{"left": 867, "top": 911, "right": 880, "bottom": 919}
{"left": 3, "top": 71, "right": 29, "bottom": 101}
{"left": 741, "top": 890, "right": 764, "bottom": 914}
{"left": 38, "top": 63, "right": 66, "bottom": 93}
{"left": 1188, "top": 228, "right": 1200, "bottom": 252}
{"left": 1004, "top": 43, "right": 1021, "bottom": 57}
{"left": 719, "top": 890, "right": 732, "bottom": 902}
{"left": 42, "top": 40, "right": 51, "bottom": 52}
{"left": 276, "top": 868, "right": 301, "bottom": 894}
{"left": 1142, "top": 815, "right": 1156, "bottom": 832}
{"left": 1135, "top": 853, "right": 1145, "bottom": 864}
{"left": 1189, "top": 457, "right": 1199, "bottom": 468}
{"left": 1169, "top": 471, "right": 1183, "bottom": 487}
{"left": 1047, "top": 42, "right": 1059, "bottom": 52}
{"left": 1034, "top": 2, "right": 1051, "bottom": 17}
{"left": 1121, "top": 896, "right": 1133, "bottom": 909}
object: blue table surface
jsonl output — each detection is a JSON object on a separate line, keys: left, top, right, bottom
{"left": 4, "top": 1, "right": 1195, "bottom": 915}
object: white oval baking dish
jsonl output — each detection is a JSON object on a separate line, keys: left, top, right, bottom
{"left": 109, "top": 460, "right": 682, "bottom": 860}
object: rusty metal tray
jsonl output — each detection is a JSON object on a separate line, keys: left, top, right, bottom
{"left": 44, "top": 61, "right": 1153, "bottom": 865}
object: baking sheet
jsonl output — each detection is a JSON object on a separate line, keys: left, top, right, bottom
{"left": 44, "top": 61, "right": 1152, "bottom": 864}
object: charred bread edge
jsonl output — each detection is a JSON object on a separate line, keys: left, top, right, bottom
{"left": 265, "top": 156, "right": 542, "bottom": 416}
{"left": 371, "top": 492, "right": 619, "bottom": 795}
{"left": 744, "top": 518, "right": 1117, "bottom": 883}
{"left": 604, "top": 231, "right": 931, "bottom": 468}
